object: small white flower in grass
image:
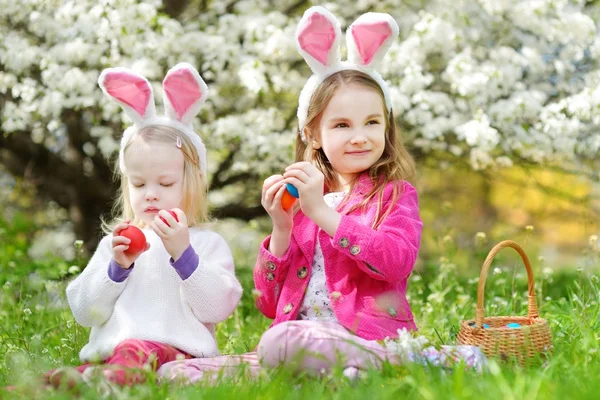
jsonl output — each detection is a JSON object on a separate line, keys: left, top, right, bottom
{"left": 251, "top": 289, "right": 262, "bottom": 299}
{"left": 74, "top": 240, "right": 84, "bottom": 249}
{"left": 493, "top": 267, "right": 502, "bottom": 275}
{"left": 525, "top": 225, "right": 534, "bottom": 232}
{"left": 23, "top": 308, "right": 32, "bottom": 316}
{"left": 475, "top": 232, "right": 487, "bottom": 244}
{"left": 68, "top": 265, "right": 80, "bottom": 274}
{"left": 383, "top": 328, "right": 429, "bottom": 363}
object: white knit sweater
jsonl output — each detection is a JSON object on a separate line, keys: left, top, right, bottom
{"left": 66, "top": 227, "right": 242, "bottom": 362}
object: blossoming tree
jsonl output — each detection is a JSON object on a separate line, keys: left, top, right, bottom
{"left": 1, "top": 0, "right": 599, "bottom": 249}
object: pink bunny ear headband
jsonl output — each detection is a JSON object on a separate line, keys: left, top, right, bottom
{"left": 98, "top": 63, "right": 209, "bottom": 177}
{"left": 296, "top": 6, "right": 399, "bottom": 142}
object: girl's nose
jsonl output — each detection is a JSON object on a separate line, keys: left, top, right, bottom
{"left": 350, "top": 133, "right": 368, "bottom": 144}
{"left": 145, "top": 188, "right": 158, "bottom": 201}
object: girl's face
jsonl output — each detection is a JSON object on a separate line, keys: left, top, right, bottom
{"left": 124, "top": 138, "right": 185, "bottom": 226}
{"left": 316, "top": 84, "right": 386, "bottom": 187}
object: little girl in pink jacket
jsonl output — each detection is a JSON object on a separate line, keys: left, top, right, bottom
{"left": 158, "top": 6, "right": 485, "bottom": 383}
{"left": 253, "top": 6, "right": 484, "bottom": 377}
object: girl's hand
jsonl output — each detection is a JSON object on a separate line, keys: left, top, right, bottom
{"left": 261, "top": 174, "right": 293, "bottom": 233}
{"left": 283, "top": 162, "right": 327, "bottom": 220}
{"left": 112, "top": 221, "right": 150, "bottom": 269}
{"left": 151, "top": 209, "right": 190, "bottom": 262}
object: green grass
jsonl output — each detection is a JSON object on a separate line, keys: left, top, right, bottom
{"left": 0, "top": 215, "right": 599, "bottom": 399}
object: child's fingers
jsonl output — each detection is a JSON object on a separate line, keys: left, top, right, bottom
{"left": 262, "top": 175, "right": 284, "bottom": 195}
{"left": 283, "top": 168, "right": 310, "bottom": 184}
{"left": 171, "top": 208, "right": 186, "bottom": 225}
{"left": 283, "top": 177, "right": 306, "bottom": 194}
{"left": 158, "top": 210, "right": 177, "bottom": 228}
{"left": 272, "top": 183, "right": 288, "bottom": 205}
{"left": 112, "top": 222, "right": 130, "bottom": 235}
{"left": 112, "top": 236, "right": 131, "bottom": 247}
{"left": 154, "top": 215, "right": 173, "bottom": 233}
{"left": 285, "top": 161, "right": 311, "bottom": 172}
{"left": 150, "top": 221, "right": 167, "bottom": 238}
{"left": 263, "top": 180, "right": 286, "bottom": 205}
{"left": 113, "top": 244, "right": 129, "bottom": 254}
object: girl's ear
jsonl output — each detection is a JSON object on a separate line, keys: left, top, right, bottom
{"left": 346, "top": 13, "right": 399, "bottom": 69}
{"left": 162, "top": 63, "right": 209, "bottom": 126}
{"left": 303, "top": 126, "right": 320, "bottom": 148}
{"left": 98, "top": 68, "right": 156, "bottom": 124}
{"left": 296, "top": 6, "right": 343, "bottom": 77}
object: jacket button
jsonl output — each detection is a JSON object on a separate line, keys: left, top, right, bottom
{"left": 266, "top": 272, "right": 275, "bottom": 281}
{"left": 350, "top": 245, "right": 360, "bottom": 255}
{"left": 267, "top": 261, "right": 276, "bottom": 271}
{"left": 387, "top": 307, "right": 397, "bottom": 317}
{"left": 283, "top": 303, "right": 293, "bottom": 314}
{"left": 339, "top": 237, "right": 349, "bottom": 248}
{"left": 297, "top": 266, "right": 308, "bottom": 279}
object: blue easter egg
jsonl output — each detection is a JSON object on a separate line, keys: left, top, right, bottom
{"left": 469, "top": 322, "right": 490, "bottom": 329}
{"left": 286, "top": 183, "right": 299, "bottom": 198}
{"left": 506, "top": 322, "right": 521, "bottom": 328}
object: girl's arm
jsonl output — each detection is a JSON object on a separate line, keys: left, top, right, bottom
{"left": 328, "top": 183, "right": 423, "bottom": 283}
{"left": 178, "top": 231, "right": 243, "bottom": 324}
{"left": 253, "top": 234, "right": 294, "bottom": 319}
{"left": 66, "top": 235, "right": 129, "bottom": 327}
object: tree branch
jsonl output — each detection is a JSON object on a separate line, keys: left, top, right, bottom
{"left": 211, "top": 203, "right": 266, "bottom": 221}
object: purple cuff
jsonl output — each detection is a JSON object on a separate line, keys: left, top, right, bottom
{"left": 108, "top": 259, "right": 133, "bottom": 282}
{"left": 170, "top": 244, "right": 199, "bottom": 280}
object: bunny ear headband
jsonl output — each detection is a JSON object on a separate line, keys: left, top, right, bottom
{"left": 296, "top": 6, "right": 399, "bottom": 142}
{"left": 98, "top": 62, "right": 209, "bottom": 177}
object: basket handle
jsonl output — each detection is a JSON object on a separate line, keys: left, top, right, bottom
{"left": 475, "top": 240, "right": 539, "bottom": 327}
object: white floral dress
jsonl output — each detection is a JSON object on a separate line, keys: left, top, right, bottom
{"left": 299, "top": 191, "right": 347, "bottom": 322}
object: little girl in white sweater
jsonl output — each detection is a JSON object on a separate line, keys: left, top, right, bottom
{"left": 47, "top": 63, "right": 242, "bottom": 388}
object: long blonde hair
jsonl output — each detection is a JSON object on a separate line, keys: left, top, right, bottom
{"left": 295, "top": 70, "right": 416, "bottom": 229}
{"left": 102, "top": 125, "right": 209, "bottom": 233}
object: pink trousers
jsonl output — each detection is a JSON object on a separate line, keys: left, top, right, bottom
{"left": 47, "top": 339, "right": 190, "bottom": 387}
{"left": 158, "top": 320, "right": 486, "bottom": 384}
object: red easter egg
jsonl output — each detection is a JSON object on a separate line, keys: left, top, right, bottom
{"left": 119, "top": 226, "right": 146, "bottom": 254}
{"left": 159, "top": 210, "right": 179, "bottom": 226}
{"left": 281, "top": 190, "right": 296, "bottom": 210}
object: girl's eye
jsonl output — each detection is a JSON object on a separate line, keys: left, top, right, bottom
{"left": 133, "top": 183, "right": 144, "bottom": 188}
{"left": 161, "top": 183, "right": 174, "bottom": 187}
{"left": 367, "top": 120, "right": 379, "bottom": 125}
{"left": 335, "top": 123, "right": 348, "bottom": 128}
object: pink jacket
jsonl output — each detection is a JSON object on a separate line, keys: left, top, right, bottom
{"left": 254, "top": 174, "right": 423, "bottom": 341}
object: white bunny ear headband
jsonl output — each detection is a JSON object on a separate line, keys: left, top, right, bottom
{"left": 98, "top": 62, "right": 208, "bottom": 177}
{"left": 296, "top": 6, "right": 399, "bottom": 142}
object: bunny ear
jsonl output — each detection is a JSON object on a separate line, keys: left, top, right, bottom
{"left": 296, "top": 6, "right": 342, "bottom": 76}
{"left": 347, "top": 13, "right": 399, "bottom": 68}
{"left": 98, "top": 68, "right": 156, "bottom": 124}
{"left": 162, "top": 63, "right": 208, "bottom": 126}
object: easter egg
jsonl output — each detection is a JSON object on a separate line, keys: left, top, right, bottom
{"left": 483, "top": 323, "right": 490, "bottom": 329}
{"left": 469, "top": 322, "right": 490, "bottom": 329}
{"left": 286, "top": 183, "right": 299, "bottom": 198}
{"left": 506, "top": 322, "right": 521, "bottom": 328}
{"left": 281, "top": 190, "right": 297, "bottom": 210}
{"left": 119, "top": 226, "right": 146, "bottom": 254}
{"left": 159, "top": 210, "right": 179, "bottom": 226}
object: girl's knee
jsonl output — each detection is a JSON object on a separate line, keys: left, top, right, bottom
{"left": 257, "top": 322, "right": 305, "bottom": 368}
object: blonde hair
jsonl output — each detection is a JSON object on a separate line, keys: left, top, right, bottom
{"left": 101, "top": 125, "right": 209, "bottom": 233}
{"left": 295, "top": 70, "right": 416, "bottom": 229}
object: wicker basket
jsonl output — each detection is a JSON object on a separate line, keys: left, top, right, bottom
{"left": 457, "top": 240, "right": 553, "bottom": 365}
